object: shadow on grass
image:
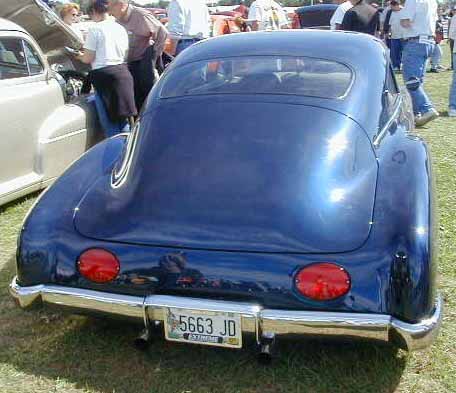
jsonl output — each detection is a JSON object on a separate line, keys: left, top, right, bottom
{"left": 0, "top": 256, "right": 407, "bottom": 393}
{"left": 0, "top": 190, "right": 41, "bottom": 215}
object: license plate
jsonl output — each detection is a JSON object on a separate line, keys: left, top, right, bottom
{"left": 164, "top": 307, "right": 242, "bottom": 348}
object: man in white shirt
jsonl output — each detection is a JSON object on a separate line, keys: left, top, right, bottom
{"left": 330, "top": 0, "right": 353, "bottom": 30}
{"left": 388, "top": 1, "right": 405, "bottom": 70}
{"left": 400, "top": 0, "right": 439, "bottom": 126}
{"left": 248, "top": 0, "right": 288, "bottom": 31}
{"left": 167, "top": 0, "right": 210, "bottom": 56}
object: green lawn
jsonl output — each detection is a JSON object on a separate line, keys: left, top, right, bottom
{"left": 1, "top": 51, "right": 456, "bottom": 393}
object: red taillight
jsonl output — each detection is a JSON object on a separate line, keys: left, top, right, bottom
{"left": 295, "top": 263, "right": 351, "bottom": 301}
{"left": 78, "top": 249, "right": 120, "bottom": 283}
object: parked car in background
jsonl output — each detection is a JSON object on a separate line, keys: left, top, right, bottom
{"left": 292, "top": 4, "right": 337, "bottom": 29}
{"left": 211, "top": 14, "right": 242, "bottom": 36}
{"left": 211, "top": 10, "right": 243, "bottom": 18}
{"left": 0, "top": 0, "right": 100, "bottom": 206}
{"left": 145, "top": 7, "right": 168, "bottom": 23}
{"left": 10, "top": 30, "right": 442, "bottom": 360}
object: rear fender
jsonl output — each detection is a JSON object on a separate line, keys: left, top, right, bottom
{"left": 16, "top": 135, "right": 127, "bottom": 286}
{"left": 374, "top": 129, "right": 436, "bottom": 322}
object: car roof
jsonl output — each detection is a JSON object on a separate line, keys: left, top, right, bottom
{"left": 0, "top": 17, "right": 29, "bottom": 35}
{"left": 296, "top": 4, "right": 338, "bottom": 13}
{"left": 157, "top": 30, "right": 389, "bottom": 136}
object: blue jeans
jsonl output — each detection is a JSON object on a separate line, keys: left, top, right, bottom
{"left": 449, "top": 54, "right": 456, "bottom": 109}
{"left": 402, "top": 40, "right": 435, "bottom": 115}
{"left": 94, "top": 93, "right": 129, "bottom": 138}
{"left": 430, "top": 43, "right": 442, "bottom": 68}
{"left": 176, "top": 38, "right": 201, "bottom": 56}
{"left": 390, "top": 39, "right": 403, "bottom": 69}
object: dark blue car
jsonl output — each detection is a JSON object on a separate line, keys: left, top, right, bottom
{"left": 10, "top": 31, "right": 442, "bottom": 358}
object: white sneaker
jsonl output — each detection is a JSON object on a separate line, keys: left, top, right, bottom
{"left": 415, "top": 108, "right": 439, "bottom": 127}
{"left": 449, "top": 109, "right": 456, "bottom": 117}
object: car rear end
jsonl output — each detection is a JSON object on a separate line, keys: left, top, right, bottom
{"left": 10, "top": 45, "right": 442, "bottom": 354}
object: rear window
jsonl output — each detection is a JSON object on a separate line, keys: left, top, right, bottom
{"left": 160, "top": 56, "right": 352, "bottom": 99}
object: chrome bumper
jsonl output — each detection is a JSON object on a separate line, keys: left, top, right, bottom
{"left": 9, "top": 277, "right": 442, "bottom": 351}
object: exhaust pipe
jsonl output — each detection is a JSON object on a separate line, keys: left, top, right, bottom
{"left": 134, "top": 328, "right": 151, "bottom": 350}
{"left": 257, "top": 333, "right": 276, "bottom": 365}
{"left": 134, "top": 321, "right": 163, "bottom": 350}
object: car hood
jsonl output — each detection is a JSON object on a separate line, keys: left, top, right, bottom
{"left": 74, "top": 102, "right": 378, "bottom": 254}
{"left": 0, "top": 0, "right": 84, "bottom": 68}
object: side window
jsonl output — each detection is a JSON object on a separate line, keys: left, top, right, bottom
{"left": 385, "top": 64, "right": 399, "bottom": 97}
{"left": 23, "top": 40, "right": 44, "bottom": 75}
{"left": 377, "top": 65, "right": 399, "bottom": 132}
{"left": 0, "top": 37, "right": 28, "bottom": 80}
{"left": 380, "top": 65, "right": 400, "bottom": 126}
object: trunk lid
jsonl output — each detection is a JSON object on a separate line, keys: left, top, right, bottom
{"left": 74, "top": 101, "right": 378, "bottom": 254}
{"left": 0, "top": 0, "right": 85, "bottom": 69}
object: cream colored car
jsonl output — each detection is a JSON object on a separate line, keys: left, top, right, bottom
{"left": 0, "top": 0, "right": 100, "bottom": 206}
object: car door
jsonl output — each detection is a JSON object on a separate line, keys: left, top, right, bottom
{"left": 0, "top": 31, "right": 69, "bottom": 203}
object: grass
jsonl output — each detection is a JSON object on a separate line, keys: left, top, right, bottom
{"left": 1, "top": 51, "right": 456, "bottom": 393}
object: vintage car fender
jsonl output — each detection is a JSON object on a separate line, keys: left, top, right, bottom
{"left": 37, "top": 95, "right": 100, "bottom": 181}
{"left": 372, "top": 121, "right": 436, "bottom": 323}
{"left": 16, "top": 134, "right": 127, "bottom": 286}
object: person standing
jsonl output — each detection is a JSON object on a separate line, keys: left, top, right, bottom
{"left": 429, "top": 16, "right": 445, "bottom": 72}
{"left": 74, "top": 0, "right": 137, "bottom": 136}
{"left": 234, "top": 1, "right": 250, "bottom": 19}
{"left": 167, "top": 0, "right": 210, "bottom": 56}
{"left": 248, "top": 0, "right": 289, "bottom": 31}
{"left": 380, "top": 1, "right": 392, "bottom": 34}
{"left": 60, "top": 3, "right": 84, "bottom": 41}
{"left": 400, "top": 0, "right": 439, "bottom": 126}
{"left": 330, "top": 0, "right": 353, "bottom": 30}
{"left": 449, "top": 8, "right": 455, "bottom": 70}
{"left": 448, "top": 11, "right": 456, "bottom": 116}
{"left": 388, "top": 0, "right": 405, "bottom": 71}
{"left": 340, "top": 0, "right": 380, "bottom": 36}
{"left": 107, "top": 0, "right": 168, "bottom": 111}
{"left": 381, "top": 3, "right": 393, "bottom": 47}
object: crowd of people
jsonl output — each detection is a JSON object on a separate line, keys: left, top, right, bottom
{"left": 53, "top": 0, "right": 455, "bottom": 135}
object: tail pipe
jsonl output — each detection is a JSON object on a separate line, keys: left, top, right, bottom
{"left": 257, "top": 333, "right": 276, "bottom": 365}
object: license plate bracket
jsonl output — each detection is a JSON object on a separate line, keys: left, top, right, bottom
{"left": 164, "top": 307, "right": 242, "bottom": 348}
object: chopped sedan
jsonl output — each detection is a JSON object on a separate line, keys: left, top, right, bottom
{"left": 292, "top": 4, "right": 337, "bottom": 29}
{"left": 10, "top": 31, "right": 442, "bottom": 360}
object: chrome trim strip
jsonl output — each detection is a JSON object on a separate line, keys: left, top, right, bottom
{"left": 39, "top": 128, "right": 87, "bottom": 144}
{"left": 261, "top": 309, "right": 391, "bottom": 342}
{"left": 9, "top": 277, "right": 442, "bottom": 351}
{"left": 4, "top": 4, "right": 34, "bottom": 19}
{"left": 373, "top": 94, "right": 403, "bottom": 148}
{"left": 111, "top": 121, "right": 140, "bottom": 189}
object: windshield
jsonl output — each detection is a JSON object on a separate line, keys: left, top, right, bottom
{"left": 160, "top": 56, "right": 353, "bottom": 99}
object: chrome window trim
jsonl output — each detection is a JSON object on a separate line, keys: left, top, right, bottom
{"left": 20, "top": 39, "right": 31, "bottom": 75}
{"left": 373, "top": 93, "right": 402, "bottom": 148}
{"left": 111, "top": 121, "right": 140, "bottom": 189}
{"left": 22, "top": 38, "right": 45, "bottom": 77}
